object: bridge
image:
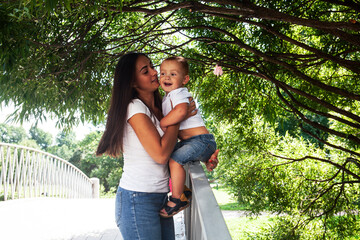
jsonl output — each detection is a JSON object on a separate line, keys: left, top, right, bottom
{"left": 0, "top": 142, "right": 231, "bottom": 240}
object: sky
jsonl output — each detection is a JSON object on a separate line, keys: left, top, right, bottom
{"left": 0, "top": 102, "right": 96, "bottom": 141}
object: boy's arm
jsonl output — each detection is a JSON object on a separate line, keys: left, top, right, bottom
{"left": 160, "top": 102, "right": 188, "bottom": 129}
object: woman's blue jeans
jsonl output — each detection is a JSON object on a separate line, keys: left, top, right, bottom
{"left": 115, "top": 186, "right": 175, "bottom": 240}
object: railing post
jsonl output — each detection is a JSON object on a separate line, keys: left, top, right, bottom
{"left": 184, "top": 165, "right": 192, "bottom": 238}
{"left": 90, "top": 177, "right": 100, "bottom": 198}
{"left": 184, "top": 162, "right": 232, "bottom": 240}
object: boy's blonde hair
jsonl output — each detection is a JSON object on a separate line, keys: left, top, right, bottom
{"left": 163, "top": 56, "right": 189, "bottom": 75}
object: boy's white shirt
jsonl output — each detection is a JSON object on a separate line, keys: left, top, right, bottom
{"left": 162, "top": 87, "right": 205, "bottom": 130}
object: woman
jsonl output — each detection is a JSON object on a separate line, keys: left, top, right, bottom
{"left": 96, "top": 52, "right": 218, "bottom": 240}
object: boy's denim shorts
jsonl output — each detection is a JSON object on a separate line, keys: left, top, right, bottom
{"left": 171, "top": 134, "right": 216, "bottom": 166}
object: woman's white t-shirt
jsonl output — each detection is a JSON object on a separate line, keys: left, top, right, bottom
{"left": 119, "top": 99, "right": 170, "bottom": 193}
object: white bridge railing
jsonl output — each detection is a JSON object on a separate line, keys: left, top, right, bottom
{"left": 185, "top": 162, "right": 232, "bottom": 240}
{"left": 0, "top": 142, "right": 99, "bottom": 201}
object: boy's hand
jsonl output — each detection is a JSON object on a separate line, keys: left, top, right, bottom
{"left": 205, "top": 149, "right": 219, "bottom": 172}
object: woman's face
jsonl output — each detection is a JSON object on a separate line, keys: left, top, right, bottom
{"left": 134, "top": 55, "right": 159, "bottom": 93}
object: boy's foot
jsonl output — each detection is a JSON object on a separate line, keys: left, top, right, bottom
{"left": 205, "top": 149, "right": 219, "bottom": 171}
{"left": 160, "top": 193, "right": 189, "bottom": 218}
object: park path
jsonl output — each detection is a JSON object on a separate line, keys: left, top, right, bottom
{"left": 0, "top": 198, "right": 185, "bottom": 240}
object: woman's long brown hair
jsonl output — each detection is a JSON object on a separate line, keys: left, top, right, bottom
{"left": 96, "top": 52, "right": 162, "bottom": 157}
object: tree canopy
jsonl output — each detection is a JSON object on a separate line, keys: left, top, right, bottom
{"left": 1, "top": 0, "right": 359, "bottom": 147}
{"left": 1, "top": 0, "right": 360, "bottom": 238}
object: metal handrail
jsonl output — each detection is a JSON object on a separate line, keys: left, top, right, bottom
{"left": 185, "top": 162, "right": 232, "bottom": 240}
{"left": 0, "top": 142, "right": 97, "bottom": 201}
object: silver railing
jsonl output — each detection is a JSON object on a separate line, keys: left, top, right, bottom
{"left": 0, "top": 142, "right": 99, "bottom": 201}
{"left": 185, "top": 162, "right": 232, "bottom": 240}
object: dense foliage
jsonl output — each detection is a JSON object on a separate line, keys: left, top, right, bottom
{"left": 1, "top": 0, "right": 359, "bottom": 238}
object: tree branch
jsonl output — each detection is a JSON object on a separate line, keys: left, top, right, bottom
{"left": 300, "top": 126, "right": 360, "bottom": 158}
{"left": 174, "top": 25, "right": 360, "bottom": 101}
{"left": 281, "top": 86, "right": 360, "bottom": 129}
{"left": 268, "top": 152, "right": 360, "bottom": 181}
{"left": 276, "top": 87, "right": 360, "bottom": 144}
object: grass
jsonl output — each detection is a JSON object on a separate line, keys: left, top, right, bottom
{"left": 225, "top": 216, "right": 272, "bottom": 240}
{"left": 212, "top": 186, "right": 272, "bottom": 240}
{"left": 212, "top": 187, "right": 360, "bottom": 240}
{"left": 212, "top": 187, "right": 247, "bottom": 211}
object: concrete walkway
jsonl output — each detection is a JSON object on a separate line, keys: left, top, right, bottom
{"left": 0, "top": 198, "right": 185, "bottom": 240}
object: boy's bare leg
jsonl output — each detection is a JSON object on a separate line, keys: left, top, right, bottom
{"left": 167, "top": 158, "right": 185, "bottom": 207}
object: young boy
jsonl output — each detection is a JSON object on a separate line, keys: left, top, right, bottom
{"left": 159, "top": 56, "right": 217, "bottom": 218}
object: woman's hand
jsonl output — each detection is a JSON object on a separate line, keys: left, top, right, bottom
{"left": 205, "top": 149, "right": 219, "bottom": 172}
{"left": 185, "top": 97, "right": 197, "bottom": 120}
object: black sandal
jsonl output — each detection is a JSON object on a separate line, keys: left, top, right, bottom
{"left": 160, "top": 194, "right": 190, "bottom": 218}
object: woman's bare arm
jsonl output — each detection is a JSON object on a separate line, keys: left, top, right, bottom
{"left": 128, "top": 113, "right": 179, "bottom": 164}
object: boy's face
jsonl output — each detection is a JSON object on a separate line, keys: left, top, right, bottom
{"left": 159, "top": 60, "right": 189, "bottom": 93}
